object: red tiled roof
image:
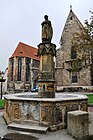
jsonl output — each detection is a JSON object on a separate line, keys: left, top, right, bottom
{"left": 10, "top": 42, "right": 40, "bottom": 61}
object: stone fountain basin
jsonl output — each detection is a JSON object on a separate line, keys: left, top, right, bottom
{"left": 3, "top": 92, "right": 88, "bottom": 131}
{"left": 4, "top": 92, "right": 87, "bottom": 101}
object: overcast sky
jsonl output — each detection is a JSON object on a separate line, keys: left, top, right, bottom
{"left": 0, "top": 0, "right": 93, "bottom": 71}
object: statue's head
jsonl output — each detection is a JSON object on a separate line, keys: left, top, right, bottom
{"left": 44, "top": 15, "right": 48, "bottom": 20}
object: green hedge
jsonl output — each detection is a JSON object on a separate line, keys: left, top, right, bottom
{"left": 86, "top": 94, "right": 93, "bottom": 104}
{"left": 0, "top": 99, "right": 4, "bottom": 108}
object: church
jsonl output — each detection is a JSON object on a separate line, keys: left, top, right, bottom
{"left": 7, "top": 42, "right": 40, "bottom": 93}
{"left": 55, "top": 8, "right": 93, "bottom": 91}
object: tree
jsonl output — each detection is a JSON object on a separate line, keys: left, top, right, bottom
{"left": 72, "top": 11, "right": 93, "bottom": 67}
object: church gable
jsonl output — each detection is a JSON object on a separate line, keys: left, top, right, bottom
{"left": 56, "top": 8, "right": 84, "bottom": 66}
{"left": 60, "top": 8, "right": 84, "bottom": 47}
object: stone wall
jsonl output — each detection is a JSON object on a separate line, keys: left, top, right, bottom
{"left": 79, "top": 66, "right": 91, "bottom": 86}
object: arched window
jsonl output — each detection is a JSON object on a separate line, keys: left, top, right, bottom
{"left": 70, "top": 16, "right": 73, "bottom": 20}
{"left": 17, "top": 58, "right": 22, "bottom": 81}
{"left": 71, "top": 46, "right": 77, "bottom": 59}
{"left": 91, "top": 48, "right": 93, "bottom": 63}
{"left": 10, "top": 59, "right": 14, "bottom": 81}
{"left": 71, "top": 72, "right": 78, "bottom": 83}
{"left": 26, "top": 58, "right": 30, "bottom": 81}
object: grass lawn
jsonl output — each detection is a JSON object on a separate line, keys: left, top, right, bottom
{"left": 86, "top": 94, "right": 93, "bottom": 105}
{"left": 0, "top": 99, "right": 4, "bottom": 108}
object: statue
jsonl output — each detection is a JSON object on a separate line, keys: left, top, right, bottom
{"left": 41, "top": 15, "right": 53, "bottom": 43}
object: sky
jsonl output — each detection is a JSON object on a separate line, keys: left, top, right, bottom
{"left": 0, "top": 0, "right": 93, "bottom": 71}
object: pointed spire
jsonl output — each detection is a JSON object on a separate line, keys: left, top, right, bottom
{"left": 70, "top": 5, "right": 72, "bottom": 11}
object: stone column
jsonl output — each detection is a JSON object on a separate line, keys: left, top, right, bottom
{"left": 37, "top": 15, "right": 56, "bottom": 98}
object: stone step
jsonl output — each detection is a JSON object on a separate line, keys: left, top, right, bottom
{"left": 20, "top": 120, "right": 40, "bottom": 126}
{"left": 1, "top": 132, "right": 38, "bottom": 140}
{"left": 8, "top": 123, "right": 48, "bottom": 134}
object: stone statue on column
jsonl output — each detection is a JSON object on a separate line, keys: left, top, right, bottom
{"left": 41, "top": 15, "right": 53, "bottom": 43}
{"left": 37, "top": 15, "right": 56, "bottom": 98}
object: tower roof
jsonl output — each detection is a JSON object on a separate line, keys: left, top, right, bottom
{"left": 10, "top": 42, "right": 40, "bottom": 61}
{"left": 60, "top": 8, "right": 84, "bottom": 45}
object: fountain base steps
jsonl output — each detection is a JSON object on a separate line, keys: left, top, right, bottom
{"left": 8, "top": 123, "right": 48, "bottom": 134}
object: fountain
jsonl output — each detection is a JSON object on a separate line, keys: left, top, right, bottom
{"left": 3, "top": 16, "right": 88, "bottom": 131}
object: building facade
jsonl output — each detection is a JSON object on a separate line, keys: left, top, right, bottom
{"left": 7, "top": 42, "right": 40, "bottom": 93}
{"left": 56, "top": 9, "right": 93, "bottom": 91}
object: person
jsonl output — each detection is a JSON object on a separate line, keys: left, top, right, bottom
{"left": 41, "top": 15, "right": 53, "bottom": 43}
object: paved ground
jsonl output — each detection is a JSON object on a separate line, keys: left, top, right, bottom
{"left": 0, "top": 110, "right": 93, "bottom": 140}
{"left": 0, "top": 111, "right": 75, "bottom": 140}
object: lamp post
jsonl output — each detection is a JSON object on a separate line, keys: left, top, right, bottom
{"left": 0, "top": 71, "right": 6, "bottom": 99}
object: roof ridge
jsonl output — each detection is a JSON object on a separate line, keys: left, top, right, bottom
{"left": 19, "top": 42, "right": 37, "bottom": 50}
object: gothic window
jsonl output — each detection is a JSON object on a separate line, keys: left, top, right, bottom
{"left": 70, "top": 16, "right": 73, "bottom": 20}
{"left": 17, "top": 58, "right": 22, "bottom": 81}
{"left": 71, "top": 46, "right": 77, "bottom": 59}
{"left": 32, "top": 59, "right": 40, "bottom": 68}
{"left": 91, "top": 48, "right": 93, "bottom": 63}
{"left": 10, "top": 59, "right": 14, "bottom": 81}
{"left": 26, "top": 58, "right": 30, "bottom": 81}
{"left": 71, "top": 72, "right": 78, "bottom": 83}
